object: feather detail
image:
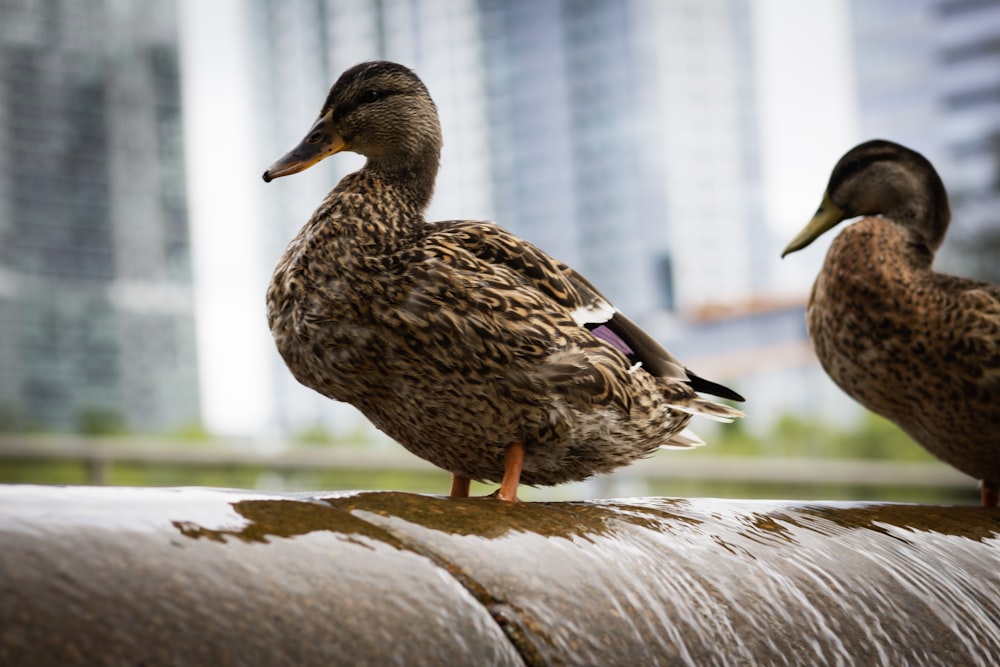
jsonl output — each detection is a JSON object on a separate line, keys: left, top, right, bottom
{"left": 661, "top": 428, "right": 706, "bottom": 449}
{"left": 684, "top": 369, "right": 746, "bottom": 402}
{"left": 666, "top": 398, "right": 744, "bottom": 423}
{"left": 560, "top": 262, "right": 745, "bottom": 402}
{"left": 570, "top": 300, "right": 616, "bottom": 327}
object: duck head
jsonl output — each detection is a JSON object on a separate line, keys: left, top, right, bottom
{"left": 782, "top": 139, "right": 951, "bottom": 257}
{"left": 262, "top": 61, "right": 443, "bottom": 190}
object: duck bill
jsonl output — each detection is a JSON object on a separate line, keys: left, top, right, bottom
{"left": 262, "top": 112, "right": 347, "bottom": 182}
{"left": 781, "top": 192, "right": 846, "bottom": 257}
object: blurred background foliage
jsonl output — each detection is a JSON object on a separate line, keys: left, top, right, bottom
{"left": 2, "top": 411, "right": 973, "bottom": 504}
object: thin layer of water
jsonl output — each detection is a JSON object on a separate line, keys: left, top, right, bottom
{"left": 2, "top": 486, "right": 999, "bottom": 666}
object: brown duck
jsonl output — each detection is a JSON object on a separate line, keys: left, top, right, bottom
{"left": 783, "top": 139, "right": 1000, "bottom": 506}
{"left": 263, "top": 61, "right": 744, "bottom": 501}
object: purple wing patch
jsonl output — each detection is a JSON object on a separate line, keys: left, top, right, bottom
{"left": 589, "top": 324, "right": 634, "bottom": 356}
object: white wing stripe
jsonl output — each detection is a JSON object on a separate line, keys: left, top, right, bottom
{"left": 570, "top": 299, "right": 616, "bottom": 326}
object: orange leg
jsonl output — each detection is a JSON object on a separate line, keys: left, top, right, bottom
{"left": 497, "top": 441, "right": 525, "bottom": 502}
{"left": 980, "top": 479, "right": 998, "bottom": 508}
{"left": 450, "top": 474, "right": 471, "bottom": 498}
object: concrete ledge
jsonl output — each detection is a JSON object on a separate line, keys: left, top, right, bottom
{"left": 2, "top": 485, "right": 999, "bottom": 665}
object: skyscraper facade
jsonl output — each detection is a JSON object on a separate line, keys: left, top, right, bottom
{"left": 850, "top": 0, "right": 1000, "bottom": 281}
{"left": 0, "top": 0, "right": 200, "bottom": 432}
{"left": 477, "top": 0, "right": 764, "bottom": 315}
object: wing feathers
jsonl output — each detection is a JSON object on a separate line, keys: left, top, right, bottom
{"left": 428, "top": 221, "right": 745, "bottom": 408}
{"left": 559, "top": 262, "right": 745, "bottom": 403}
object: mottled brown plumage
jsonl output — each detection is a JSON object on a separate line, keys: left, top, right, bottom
{"left": 263, "top": 61, "right": 743, "bottom": 500}
{"left": 783, "top": 139, "right": 1000, "bottom": 506}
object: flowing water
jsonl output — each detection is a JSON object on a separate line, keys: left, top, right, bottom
{"left": 1, "top": 485, "right": 999, "bottom": 666}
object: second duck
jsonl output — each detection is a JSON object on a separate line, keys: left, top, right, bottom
{"left": 783, "top": 139, "right": 1000, "bottom": 506}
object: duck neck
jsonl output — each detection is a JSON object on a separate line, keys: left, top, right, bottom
{"left": 365, "top": 149, "right": 439, "bottom": 216}
{"left": 883, "top": 155, "right": 951, "bottom": 255}
{"left": 889, "top": 184, "right": 950, "bottom": 260}
{"left": 324, "top": 161, "right": 435, "bottom": 238}
{"left": 920, "top": 176, "right": 951, "bottom": 254}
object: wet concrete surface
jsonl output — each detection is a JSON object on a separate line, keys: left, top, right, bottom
{"left": 1, "top": 485, "right": 999, "bottom": 666}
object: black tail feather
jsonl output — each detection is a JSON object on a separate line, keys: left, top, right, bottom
{"left": 685, "top": 370, "right": 745, "bottom": 402}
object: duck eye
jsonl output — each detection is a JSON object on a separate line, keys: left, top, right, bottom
{"left": 363, "top": 90, "right": 380, "bottom": 103}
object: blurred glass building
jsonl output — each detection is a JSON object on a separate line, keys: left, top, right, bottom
{"left": 850, "top": 0, "right": 1000, "bottom": 282}
{"left": 0, "top": 0, "right": 200, "bottom": 432}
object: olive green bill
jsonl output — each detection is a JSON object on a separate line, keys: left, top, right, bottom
{"left": 781, "top": 191, "right": 846, "bottom": 257}
{"left": 262, "top": 111, "right": 347, "bottom": 182}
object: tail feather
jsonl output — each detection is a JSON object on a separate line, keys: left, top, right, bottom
{"left": 685, "top": 369, "right": 745, "bottom": 402}
{"left": 660, "top": 428, "right": 706, "bottom": 449}
{"left": 667, "top": 397, "right": 744, "bottom": 423}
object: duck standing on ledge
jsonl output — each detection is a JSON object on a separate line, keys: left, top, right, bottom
{"left": 782, "top": 139, "right": 1000, "bottom": 506}
{"left": 263, "top": 61, "right": 743, "bottom": 501}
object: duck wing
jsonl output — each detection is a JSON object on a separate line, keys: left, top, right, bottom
{"left": 928, "top": 274, "right": 1000, "bottom": 388}
{"left": 416, "top": 221, "right": 744, "bottom": 408}
{"left": 556, "top": 262, "right": 745, "bottom": 402}
{"left": 396, "top": 220, "right": 633, "bottom": 413}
